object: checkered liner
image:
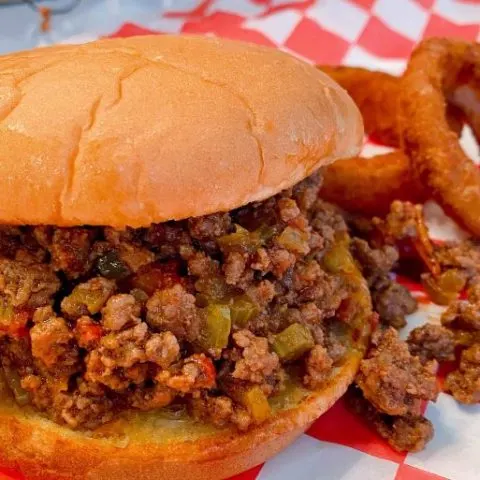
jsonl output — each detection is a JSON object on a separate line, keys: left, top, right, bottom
{"left": 1, "top": 1, "right": 479, "bottom": 479}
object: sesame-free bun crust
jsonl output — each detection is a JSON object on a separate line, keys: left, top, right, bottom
{"left": 0, "top": 35, "right": 362, "bottom": 228}
{"left": 0, "top": 351, "right": 362, "bottom": 480}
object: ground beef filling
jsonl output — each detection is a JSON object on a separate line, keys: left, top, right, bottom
{"left": 0, "top": 173, "right": 369, "bottom": 431}
{"left": 346, "top": 327, "right": 438, "bottom": 453}
{"left": 347, "top": 201, "right": 480, "bottom": 451}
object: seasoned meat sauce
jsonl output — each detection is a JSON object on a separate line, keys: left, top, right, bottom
{"left": 0, "top": 173, "right": 375, "bottom": 431}
{"left": 346, "top": 385, "right": 434, "bottom": 453}
{"left": 350, "top": 202, "right": 480, "bottom": 451}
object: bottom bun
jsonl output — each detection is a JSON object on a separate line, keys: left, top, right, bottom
{"left": 0, "top": 350, "right": 362, "bottom": 480}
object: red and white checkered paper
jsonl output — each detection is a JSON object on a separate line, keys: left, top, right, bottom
{"left": 1, "top": 1, "right": 480, "bottom": 479}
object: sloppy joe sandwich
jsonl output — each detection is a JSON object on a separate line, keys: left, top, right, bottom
{"left": 0, "top": 35, "right": 371, "bottom": 480}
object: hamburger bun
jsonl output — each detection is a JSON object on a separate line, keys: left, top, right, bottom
{"left": 0, "top": 350, "right": 364, "bottom": 480}
{"left": 0, "top": 35, "right": 362, "bottom": 228}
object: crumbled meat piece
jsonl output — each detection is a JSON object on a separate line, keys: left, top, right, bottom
{"left": 190, "top": 393, "right": 252, "bottom": 431}
{"left": 308, "top": 231, "right": 324, "bottom": 250}
{"left": 356, "top": 328, "right": 438, "bottom": 416}
{"left": 293, "top": 172, "right": 323, "bottom": 212}
{"left": 346, "top": 387, "right": 434, "bottom": 452}
{"left": 445, "top": 344, "right": 480, "bottom": 404}
{"left": 30, "top": 311, "right": 78, "bottom": 371}
{"left": 293, "top": 259, "right": 322, "bottom": 286}
{"left": 144, "top": 222, "right": 192, "bottom": 259}
{"left": 185, "top": 250, "right": 219, "bottom": 277}
{"left": 442, "top": 299, "right": 480, "bottom": 331}
{"left": 94, "top": 323, "right": 149, "bottom": 369}
{"left": 304, "top": 345, "right": 333, "bottom": 388}
{"left": 467, "top": 278, "right": 480, "bottom": 303}
{"left": 53, "top": 380, "right": 115, "bottom": 430}
{"left": 0, "top": 227, "right": 22, "bottom": 258}
{"left": 278, "top": 198, "right": 301, "bottom": 223}
{"left": 145, "top": 331, "right": 180, "bottom": 368}
{"left": 118, "top": 244, "right": 155, "bottom": 273}
{"left": 376, "top": 201, "right": 419, "bottom": 239}
{"left": 191, "top": 393, "right": 233, "bottom": 425}
{"left": 32, "top": 305, "right": 54, "bottom": 324}
{"left": 250, "top": 248, "right": 271, "bottom": 273}
{"left": 323, "top": 325, "right": 347, "bottom": 363}
{"left": 157, "top": 353, "right": 216, "bottom": 393}
{"left": 85, "top": 323, "right": 151, "bottom": 391}
{"left": 0, "top": 336, "right": 33, "bottom": 373}
{"left": 10, "top": 230, "right": 47, "bottom": 264}
{"left": 248, "top": 246, "right": 297, "bottom": 280}
{"left": 128, "top": 384, "right": 174, "bottom": 411}
{"left": 130, "top": 260, "right": 187, "bottom": 297}
{"left": 299, "top": 302, "right": 322, "bottom": 324}
{"left": 19, "top": 373, "right": 42, "bottom": 398}
{"left": 74, "top": 316, "right": 103, "bottom": 349}
{"left": 49, "top": 228, "right": 94, "bottom": 279}
{"left": 188, "top": 213, "right": 232, "bottom": 241}
{"left": 351, "top": 238, "right": 399, "bottom": 286}
{"left": 291, "top": 261, "right": 348, "bottom": 313}
{"left": 14, "top": 248, "right": 44, "bottom": 265}
{"left": 32, "top": 226, "right": 52, "bottom": 249}
{"left": 146, "top": 284, "right": 201, "bottom": 341}
{"left": 223, "top": 252, "right": 247, "bottom": 285}
{"left": 310, "top": 199, "right": 347, "bottom": 248}
{"left": 372, "top": 279, "right": 417, "bottom": 329}
{"left": 299, "top": 302, "right": 324, "bottom": 342}
{"left": 101, "top": 294, "right": 141, "bottom": 331}
{"left": 247, "top": 307, "right": 286, "bottom": 338}
{"left": 268, "top": 248, "right": 296, "bottom": 278}
{"left": 85, "top": 323, "right": 180, "bottom": 391}
{"left": 231, "top": 330, "right": 279, "bottom": 384}
{"left": 61, "top": 277, "right": 115, "bottom": 318}
{"left": 407, "top": 324, "right": 455, "bottom": 363}
{"left": 385, "top": 415, "right": 434, "bottom": 452}
{"left": 0, "top": 258, "right": 60, "bottom": 308}
{"left": 435, "top": 240, "right": 480, "bottom": 278}
{"left": 245, "top": 280, "right": 276, "bottom": 308}
{"left": 103, "top": 227, "right": 142, "bottom": 246}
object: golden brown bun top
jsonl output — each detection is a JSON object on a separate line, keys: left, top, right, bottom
{"left": 0, "top": 35, "right": 363, "bottom": 227}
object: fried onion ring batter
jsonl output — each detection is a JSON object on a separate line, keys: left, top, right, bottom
{"left": 319, "top": 66, "right": 403, "bottom": 147}
{"left": 401, "top": 38, "right": 480, "bottom": 236}
{"left": 320, "top": 151, "right": 426, "bottom": 216}
{"left": 319, "top": 66, "right": 464, "bottom": 148}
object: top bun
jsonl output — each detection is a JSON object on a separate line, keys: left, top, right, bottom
{"left": 0, "top": 35, "right": 363, "bottom": 228}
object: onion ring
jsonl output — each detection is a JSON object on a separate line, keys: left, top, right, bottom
{"left": 320, "top": 151, "right": 426, "bottom": 216}
{"left": 319, "top": 66, "right": 402, "bottom": 147}
{"left": 319, "top": 66, "right": 464, "bottom": 147}
{"left": 318, "top": 67, "right": 423, "bottom": 214}
{"left": 401, "top": 39, "right": 480, "bottom": 236}
{"left": 319, "top": 60, "right": 471, "bottom": 220}
{"left": 450, "top": 78, "right": 480, "bottom": 145}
